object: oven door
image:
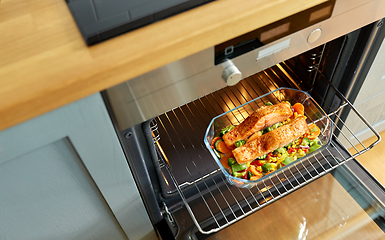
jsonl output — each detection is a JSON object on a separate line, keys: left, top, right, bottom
{"left": 187, "top": 159, "right": 385, "bottom": 240}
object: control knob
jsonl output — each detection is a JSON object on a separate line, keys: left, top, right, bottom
{"left": 221, "top": 59, "right": 242, "bottom": 86}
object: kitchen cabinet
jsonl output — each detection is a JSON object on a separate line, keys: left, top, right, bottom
{"left": 0, "top": 93, "right": 156, "bottom": 240}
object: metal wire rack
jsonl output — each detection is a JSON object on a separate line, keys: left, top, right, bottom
{"left": 151, "top": 68, "right": 381, "bottom": 235}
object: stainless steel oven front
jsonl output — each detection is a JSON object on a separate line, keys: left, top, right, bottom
{"left": 104, "top": 0, "right": 385, "bottom": 239}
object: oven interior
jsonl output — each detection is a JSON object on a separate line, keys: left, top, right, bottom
{"left": 107, "top": 23, "right": 383, "bottom": 239}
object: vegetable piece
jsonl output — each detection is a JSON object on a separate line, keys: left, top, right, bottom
{"left": 231, "top": 163, "right": 248, "bottom": 173}
{"left": 284, "top": 142, "right": 293, "bottom": 148}
{"left": 227, "top": 157, "right": 237, "bottom": 167}
{"left": 250, "top": 165, "right": 262, "bottom": 176}
{"left": 256, "top": 154, "right": 267, "bottom": 160}
{"left": 211, "top": 136, "right": 222, "bottom": 147}
{"left": 250, "top": 175, "right": 263, "bottom": 181}
{"left": 265, "top": 101, "right": 273, "bottom": 106}
{"left": 301, "top": 137, "right": 310, "bottom": 146}
{"left": 266, "top": 122, "right": 283, "bottom": 132}
{"left": 220, "top": 125, "right": 235, "bottom": 136}
{"left": 249, "top": 166, "right": 263, "bottom": 180}
{"left": 308, "top": 124, "right": 320, "bottom": 140}
{"left": 310, "top": 126, "right": 318, "bottom": 133}
{"left": 214, "top": 139, "right": 223, "bottom": 150}
{"left": 287, "top": 147, "right": 296, "bottom": 154}
{"left": 251, "top": 160, "right": 265, "bottom": 166}
{"left": 220, "top": 155, "right": 231, "bottom": 169}
{"left": 282, "top": 156, "right": 294, "bottom": 166}
{"left": 292, "top": 103, "right": 305, "bottom": 116}
{"left": 277, "top": 163, "right": 283, "bottom": 169}
{"left": 274, "top": 147, "right": 285, "bottom": 155}
{"left": 309, "top": 143, "right": 321, "bottom": 153}
{"left": 247, "top": 171, "right": 253, "bottom": 180}
{"left": 214, "top": 139, "right": 231, "bottom": 154}
{"left": 234, "top": 140, "right": 246, "bottom": 148}
{"left": 262, "top": 163, "right": 272, "bottom": 173}
{"left": 266, "top": 152, "right": 273, "bottom": 160}
{"left": 310, "top": 138, "right": 319, "bottom": 146}
{"left": 233, "top": 171, "right": 247, "bottom": 178}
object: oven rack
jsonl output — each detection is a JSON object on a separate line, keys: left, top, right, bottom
{"left": 152, "top": 71, "right": 381, "bottom": 235}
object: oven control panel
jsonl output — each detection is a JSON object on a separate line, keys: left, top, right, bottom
{"left": 214, "top": 0, "right": 336, "bottom": 65}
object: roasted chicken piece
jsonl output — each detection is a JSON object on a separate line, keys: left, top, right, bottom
{"left": 232, "top": 116, "right": 309, "bottom": 164}
{"left": 222, "top": 102, "right": 292, "bottom": 148}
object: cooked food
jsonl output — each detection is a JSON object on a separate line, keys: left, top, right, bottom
{"left": 232, "top": 116, "right": 309, "bottom": 164}
{"left": 222, "top": 102, "right": 292, "bottom": 149}
{"left": 210, "top": 102, "right": 322, "bottom": 182}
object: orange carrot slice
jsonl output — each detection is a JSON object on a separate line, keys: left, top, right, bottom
{"left": 249, "top": 165, "right": 263, "bottom": 177}
{"left": 292, "top": 103, "right": 305, "bottom": 116}
{"left": 220, "top": 155, "right": 231, "bottom": 169}
{"left": 215, "top": 140, "right": 232, "bottom": 154}
{"left": 308, "top": 124, "right": 320, "bottom": 140}
{"left": 211, "top": 136, "right": 222, "bottom": 147}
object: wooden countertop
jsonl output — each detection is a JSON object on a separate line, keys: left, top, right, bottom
{"left": 0, "top": 0, "right": 326, "bottom": 131}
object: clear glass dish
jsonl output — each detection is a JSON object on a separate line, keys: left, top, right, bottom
{"left": 204, "top": 88, "right": 333, "bottom": 188}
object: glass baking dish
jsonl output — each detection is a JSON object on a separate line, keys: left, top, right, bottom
{"left": 204, "top": 88, "right": 333, "bottom": 188}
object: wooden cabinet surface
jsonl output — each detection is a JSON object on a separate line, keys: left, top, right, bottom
{"left": 0, "top": 0, "right": 327, "bottom": 131}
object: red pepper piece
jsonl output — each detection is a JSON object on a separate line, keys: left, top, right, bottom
{"left": 288, "top": 147, "right": 296, "bottom": 154}
{"left": 251, "top": 160, "right": 265, "bottom": 166}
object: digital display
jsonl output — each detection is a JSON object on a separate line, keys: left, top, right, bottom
{"left": 260, "top": 22, "right": 291, "bottom": 43}
{"left": 310, "top": 5, "right": 333, "bottom": 23}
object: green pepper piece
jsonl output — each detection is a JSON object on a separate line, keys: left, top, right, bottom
{"left": 262, "top": 163, "right": 272, "bottom": 173}
{"left": 247, "top": 171, "right": 253, "bottom": 180}
{"left": 282, "top": 156, "right": 294, "bottom": 166}
{"left": 233, "top": 171, "right": 247, "bottom": 178}
{"left": 309, "top": 138, "right": 320, "bottom": 146}
{"left": 256, "top": 154, "right": 267, "bottom": 160}
{"left": 274, "top": 147, "right": 286, "bottom": 154}
{"left": 231, "top": 163, "right": 248, "bottom": 173}
{"left": 234, "top": 140, "right": 246, "bottom": 148}
{"left": 227, "top": 157, "right": 237, "bottom": 167}
{"left": 309, "top": 143, "right": 321, "bottom": 153}
{"left": 265, "top": 101, "right": 273, "bottom": 106}
{"left": 277, "top": 163, "right": 283, "bottom": 169}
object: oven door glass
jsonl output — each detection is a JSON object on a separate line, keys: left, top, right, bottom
{"left": 192, "top": 159, "right": 385, "bottom": 240}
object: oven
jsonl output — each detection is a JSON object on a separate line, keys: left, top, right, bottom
{"left": 103, "top": 1, "right": 385, "bottom": 239}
